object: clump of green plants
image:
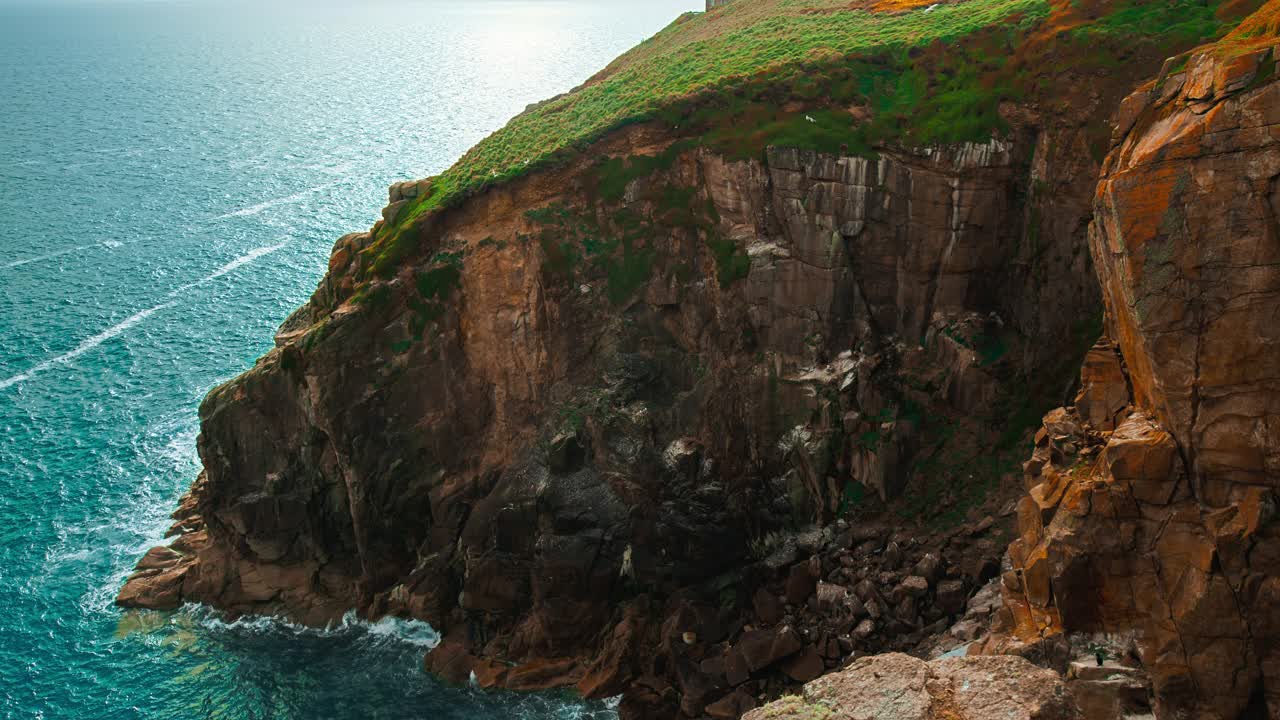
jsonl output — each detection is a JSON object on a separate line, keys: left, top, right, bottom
{"left": 707, "top": 237, "right": 750, "bottom": 289}
{"left": 759, "top": 695, "right": 835, "bottom": 720}
{"left": 389, "top": 250, "right": 465, "bottom": 352}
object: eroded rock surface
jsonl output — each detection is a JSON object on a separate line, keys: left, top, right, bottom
{"left": 987, "top": 32, "right": 1280, "bottom": 720}
{"left": 118, "top": 124, "right": 1100, "bottom": 716}
{"left": 742, "top": 653, "right": 1078, "bottom": 720}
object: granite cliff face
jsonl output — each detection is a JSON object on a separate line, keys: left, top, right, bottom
{"left": 117, "top": 0, "right": 1280, "bottom": 717}
{"left": 987, "top": 24, "right": 1280, "bottom": 720}
{"left": 120, "top": 122, "right": 1100, "bottom": 714}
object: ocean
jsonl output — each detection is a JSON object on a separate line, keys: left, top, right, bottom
{"left": 0, "top": 1, "right": 700, "bottom": 717}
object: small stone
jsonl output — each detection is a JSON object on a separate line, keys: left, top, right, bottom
{"left": 753, "top": 588, "right": 784, "bottom": 625}
{"left": 782, "top": 646, "right": 825, "bottom": 683}
{"left": 706, "top": 690, "right": 756, "bottom": 719}
{"left": 785, "top": 561, "right": 818, "bottom": 605}
{"left": 884, "top": 541, "right": 902, "bottom": 568}
{"left": 815, "top": 582, "right": 851, "bottom": 613}
{"left": 911, "top": 554, "right": 941, "bottom": 582}
{"left": 936, "top": 579, "right": 967, "bottom": 616}
{"left": 894, "top": 596, "right": 918, "bottom": 624}
{"left": 971, "top": 515, "right": 996, "bottom": 535}
{"left": 897, "top": 575, "right": 930, "bottom": 598}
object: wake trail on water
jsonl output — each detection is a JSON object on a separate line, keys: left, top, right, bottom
{"left": 3, "top": 240, "right": 136, "bottom": 270}
{"left": 0, "top": 242, "right": 287, "bottom": 391}
{"left": 217, "top": 179, "right": 343, "bottom": 219}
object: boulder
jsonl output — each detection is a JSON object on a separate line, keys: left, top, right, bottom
{"left": 743, "top": 653, "right": 1078, "bottom": 720}
{"left": 911, "top": 553, "right": 941, "bottom": 583}
{"left": 733, "top": 626, "right": 803, "bottom": 673}
{"left": 897, "top": 575, "right": 930, "bottom": 599}
{"left": 815, "top": 581, "right": 851, "bottom": 613}
{"left": 785, "top": 559, "right": 819, "bottom": 605}
{"left": 706, "top": 689, "right": 757, "bottom": 719}
{"left": 781, "top": 646, "right": 825, "bottom": 683}
{"left": 423, "top": 639, "right": 478, "bottom": 686}
{"left": 753, "top": 588, "right": 784, "bottom": 625}
{"left": 936, "top": 579, "right": 967, "bottom": 615}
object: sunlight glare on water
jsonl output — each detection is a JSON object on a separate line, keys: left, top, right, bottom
{"left": 0, "top": 1, "right": 700, "bottom": 717}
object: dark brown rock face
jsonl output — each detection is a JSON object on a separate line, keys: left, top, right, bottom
{"left": 987, "top": 30, "right": 1280, "bottom": 720}
{"left": 117, "top": 118, "right": 1104, "bottom": 713}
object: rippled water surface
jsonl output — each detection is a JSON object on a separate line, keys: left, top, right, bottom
{"left": 0, "top": 2, "right": 699, "bottom": 717}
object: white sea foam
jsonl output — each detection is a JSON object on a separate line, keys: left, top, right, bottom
{"left": 0, "top": 242, "right": 286, "bottom": 391}
{"left": 191, "top": 608, "right": 441, "bottom": 649}
{"left": 217, "top": 180, "right": 341, "bottom": 219}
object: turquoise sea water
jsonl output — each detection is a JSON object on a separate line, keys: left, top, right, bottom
{"left": 0, "top": 2, "right": 699, "bottom": 717}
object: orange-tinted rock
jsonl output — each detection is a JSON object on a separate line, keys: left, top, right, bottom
{"left": 116, "top": 564, "right": 187, "bottom": 610}
{"left": 504, "top": 658, "right": 582, "bottom": 691}
{"left": 423, "top": 638, "right": 478, "bottom": 686}
{"left": 1074, "top": 340, "right": 1129, "bottom": 431}
{"left": 990, "top": 22, "right": 1280, "bottom": 718}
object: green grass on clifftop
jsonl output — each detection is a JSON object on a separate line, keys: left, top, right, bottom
{"left": 437, "top": 0, "right": 1047, "bottom": 198}
{"left": 365, "top": 0, "right": 1262, "bottom": 276}
{"left": 368, "top": 0, "right": 1049, "bottom": 272}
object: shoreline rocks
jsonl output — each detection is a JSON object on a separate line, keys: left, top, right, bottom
{"left": 743, "top": 653, "right": 1080, "bottom": 720}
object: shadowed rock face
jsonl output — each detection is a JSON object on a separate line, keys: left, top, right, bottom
{"left": 988, "top": 38, "right": 1280, "bottom": 720}
{"left": 117, "top": 111, "right": 1105, "bottom": 715}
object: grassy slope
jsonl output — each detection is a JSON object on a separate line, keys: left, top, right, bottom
{"left": 389, "top": 0, "right": 1047, "bottom": 222}
{"left": 365, "top": 0, "right": 1262, "bottom": 276}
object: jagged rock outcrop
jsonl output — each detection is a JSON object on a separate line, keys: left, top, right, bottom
{"left": 742, "top": 653, "right": 1079, "bottom": 720}
{"left": 987, "top": 25, "right": 1280, "bottom": 720}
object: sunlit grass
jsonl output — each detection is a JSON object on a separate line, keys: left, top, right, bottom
{"left": 363, "top": 0, "right": 1267, "bottom": 277}
{"left": 366, "top": 0, "right": 1049, "bottom": 271}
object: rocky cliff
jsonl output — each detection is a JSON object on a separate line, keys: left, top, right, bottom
{"left": 986, "top": 10, "right": 1280, "bottom": 719}
{"left": 117, "top": 0, "right": 1280, "bottom": 717}
{"left": 122, "top": 122, "right": 1096, "bottom": 714}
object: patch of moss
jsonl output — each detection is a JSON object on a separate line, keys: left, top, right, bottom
{"left": 415, "top": 252, "right": 463, "bottom": 301}
{"left": 539, "top": 236, "right": 583, "bottom": 281}
{"left": 594, "top": 142, "right": 695, "bottom": 203}
{"left": 353, "top": 283, "right": 394, "bottom": 309}
{"left": 403, "top": 251, "right": 466, "bottom": 340}
{"left": 760, "top": 695, "right": 835, "bottom": 720}
{"left": 604, "top": 239, "right": 656, "bottom": 305}
{"left": 708, "top": 237, "right": 751, "bottom": 289}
